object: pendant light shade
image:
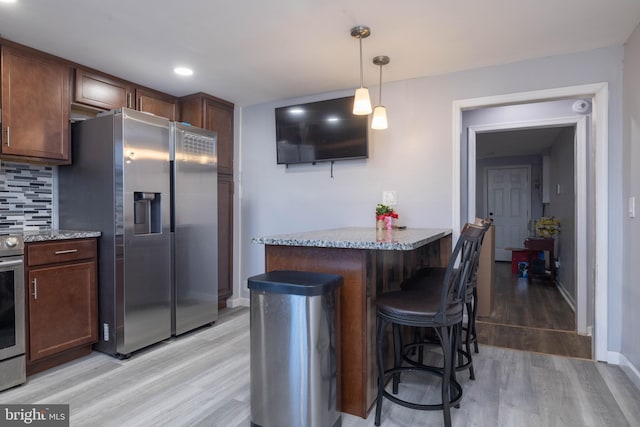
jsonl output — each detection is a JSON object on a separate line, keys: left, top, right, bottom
{"left": 371, "top": 106, "right": 388, "bottom": 130}
{"left": 371, "top": 55, "right": 390, "bottom": 130}
{"left": 351, "top": 26, "right": 372, "bottom": 115}
{"left": 354, "top": 87, "right": 372, "bottom": 115}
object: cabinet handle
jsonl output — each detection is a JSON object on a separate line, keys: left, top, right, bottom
{"left": 54, "top": 249, "right": 78, "bottom": 255}
{"left": 32, "top": 278, "right": 38, "bottom": 300}
{"left": 5, "top": 127, "right": 9, "bottom": 147}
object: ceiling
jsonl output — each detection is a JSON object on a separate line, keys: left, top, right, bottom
{"left": 1, "top": 1, "right": 639, "bottom": 107}
{"left": 476, "top": 126, "right": 571, "bottom": 159}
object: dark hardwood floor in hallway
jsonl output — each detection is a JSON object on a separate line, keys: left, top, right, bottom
{"left": 476, "top": 261, "right": 592, "bottom": 359}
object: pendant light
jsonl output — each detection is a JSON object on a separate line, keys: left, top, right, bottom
{"left": 371, "top": 56, "right": 390, "bottom": 130}
{"left": 350, "top": 26, "right": 372, "bottom": 115}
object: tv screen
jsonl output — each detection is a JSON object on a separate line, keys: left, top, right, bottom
{"left": 275, "top": 96, "right": 368, "bottom": 165}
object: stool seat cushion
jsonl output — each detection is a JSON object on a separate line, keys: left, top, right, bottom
{"left": 376, "top": 289, "right": 463, "bottom": 325}
{"left": 403, "top": 267, "right": 475, "bottom": 299}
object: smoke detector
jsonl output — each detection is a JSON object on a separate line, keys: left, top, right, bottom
{"left": 572, "top": 99, "right": 590, "bottom": 114}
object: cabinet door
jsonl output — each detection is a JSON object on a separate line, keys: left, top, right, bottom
{"left": 74, "top": 68, "right": 133, "bottom": 110}
{"left": 217, "top": 173, "right": 233, "bottom": 306}
{"left": 205, "top": 99, "right": 234, "bottom": 174}
{"left": 1, "top": 45, "right": 70, "bottom": 162}
{"left": 136, "top": 88, "right": 179, "bottom": 120}
{"left": 28, "top": 262, "right": 97, "bottom": 361}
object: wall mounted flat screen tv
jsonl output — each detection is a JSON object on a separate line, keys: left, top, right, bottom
{"left": 275, "top": 96, "right": 368, "bottom": 165}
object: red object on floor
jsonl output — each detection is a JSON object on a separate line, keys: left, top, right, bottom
{"left": 511, "top": 249, "right": 529, "bottom": 274}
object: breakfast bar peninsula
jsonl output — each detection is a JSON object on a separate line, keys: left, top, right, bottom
{"left": 253, "top": 227, "right": 452, "bottom": 418}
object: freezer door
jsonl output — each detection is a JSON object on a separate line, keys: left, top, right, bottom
{"left": 119, "top": 110, "right": 172, "bottom": 355}
{"left": 172, "top": 124, "right": 218, "bottom": 335}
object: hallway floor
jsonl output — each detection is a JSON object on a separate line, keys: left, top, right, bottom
{"left": 476, "top": 262, "right": 592, "bottom": 359}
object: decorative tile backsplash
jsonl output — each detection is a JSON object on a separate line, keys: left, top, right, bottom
{"left": 0, "top": 162, "right": 54, "bottom": 231}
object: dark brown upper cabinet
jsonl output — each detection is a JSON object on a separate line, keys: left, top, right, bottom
{"left": 74, "top": 69, "right": 179, "bottom": 121}
{"left": 180, "top": 93, "right": 234, "bottom": 174}
{"left": 1, "top": 44, "right": 71, "bottom": 163}
{"left": 74, "top": 68, "right": 133, "bottom": 111}
{"left": 136, "top": 88, "right": 179, "bottom": 121}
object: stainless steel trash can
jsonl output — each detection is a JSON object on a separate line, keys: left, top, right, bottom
{"left": 248, "top": 270, "right": 343, "bottom": 427}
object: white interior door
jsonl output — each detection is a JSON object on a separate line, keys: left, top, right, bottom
{"left": 486, "top": 166, "right": 530, "bottom": 261}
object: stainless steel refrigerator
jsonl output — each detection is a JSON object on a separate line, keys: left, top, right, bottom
{"left": 59, "top": 108, "right": 172, "bottom": 357}
{"left": 170, "top": 122, "right": 218, "bottom": 335}
{"left": 59, "top": 108, "right": 218, "bottom": 357}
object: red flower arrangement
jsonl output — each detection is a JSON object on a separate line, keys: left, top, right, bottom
{"left": 375, "top": 204, "right": 399, "bottom": 220}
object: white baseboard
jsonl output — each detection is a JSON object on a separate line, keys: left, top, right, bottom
{"left": 618, "top": 353, "right": 640, "bottom": 391}
{"left": 555, "top": 280, "right": 576, "bottom": 311}
{"left": 608, "top": 351, "right": 621, "bottom": 364}
{"left": 226, "top": 297, "right": 249, "bottom": 308}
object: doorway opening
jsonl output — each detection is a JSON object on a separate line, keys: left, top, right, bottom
{"left": 452, "top": 83, "right": 609, "bottom": 361}
{"left": 473, "top": 123, "right": 591, "bottom": 358}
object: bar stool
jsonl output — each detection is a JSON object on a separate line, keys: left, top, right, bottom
{"left": 374, "top": 224, "right": 483, "bottom": 427}
{"left": 402, "top": 221, "right": 489, "bottom": 379}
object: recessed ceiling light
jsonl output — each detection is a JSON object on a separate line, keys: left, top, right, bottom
{"left": 174, "top": 67, "right": 193, "bottom": 76}
{"left": 0, "top": 0, "right": 18, "bottom": 4}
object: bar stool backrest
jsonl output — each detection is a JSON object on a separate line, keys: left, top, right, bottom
{"left": 437, "top": 223, "right": 484, "bottom": 323}
{"left": 466, "top": 221, "right": 491, "bottom": 289}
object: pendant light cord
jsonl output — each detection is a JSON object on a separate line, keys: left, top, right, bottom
{"left": 359, "top": 38, "right": 364, "bottom": 88}
{"left": 378, "top": 63, "right": 383, "bottom": 105}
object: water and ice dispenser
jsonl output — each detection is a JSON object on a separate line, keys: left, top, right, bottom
{"left": 134, "top": 192, "right": 162, "bottom": 234}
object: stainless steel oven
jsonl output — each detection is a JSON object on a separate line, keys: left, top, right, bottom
{"left": 0, "top": 234, "right": 25, "bottom": 391}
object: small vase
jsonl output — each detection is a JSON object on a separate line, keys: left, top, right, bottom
{"left": 384, "top": 216, "right": 394, "bottom": 230}
{"left": 376, "top": 219, "right": 385, "bottom": 230}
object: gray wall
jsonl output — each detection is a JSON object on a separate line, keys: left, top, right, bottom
{"left": 622, "top": 22, "right": 640, "bottom": 383}
{"left": 238, "top": 45, "right": 625, "bottom": 355}
{"left": 546, "top": 128, "right": 576, "bottom": 302}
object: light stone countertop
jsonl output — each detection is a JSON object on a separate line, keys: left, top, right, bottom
{"left": 252, "top": 227, "right": 452, "bottom": 251}
{"left": 22, "top": 229, "right": 102, "bottom": 243}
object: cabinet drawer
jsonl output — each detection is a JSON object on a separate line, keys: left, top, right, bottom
{"left": 27, "top": 239, "right": 97, "bottom": 266}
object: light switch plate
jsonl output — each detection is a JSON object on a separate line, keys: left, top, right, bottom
{"left": 629, "top": 196, "right": 636, "bottom": 218}
{"left": 382, "top": 191, "right": 397, "bottom": 206}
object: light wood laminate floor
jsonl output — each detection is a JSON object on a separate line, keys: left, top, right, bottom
{"left": 477, "top": 262, "right": 592, "bottom": 359}
{"left": 1, "top": 307, "right": 638, "bottom": 426}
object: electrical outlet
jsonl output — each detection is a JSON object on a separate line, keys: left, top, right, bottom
{"left": 382, "top": 191, "right": 397, "bottom": 206}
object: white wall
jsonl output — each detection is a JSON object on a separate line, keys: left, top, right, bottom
{"left": 237, "top": 45, "right": 625, "bottom": 355}
{"left": 622, "top": 23, "right": 640, "bottom": 386}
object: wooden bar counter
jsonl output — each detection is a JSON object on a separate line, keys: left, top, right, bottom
{"left": 253, "top": 227, "right": 452, "bottom": 418}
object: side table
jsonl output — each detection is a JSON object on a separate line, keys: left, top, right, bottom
{"left": 524, "top": 237, "right": 556, "bottom": 282}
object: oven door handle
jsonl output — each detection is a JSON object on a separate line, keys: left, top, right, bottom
{"left": 0, "top": 259, "right": 23, "bottom": 268}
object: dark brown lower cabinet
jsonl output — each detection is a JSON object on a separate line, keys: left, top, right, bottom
{"left": 25, "top": 238, "right": 98, "bottom": 375}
